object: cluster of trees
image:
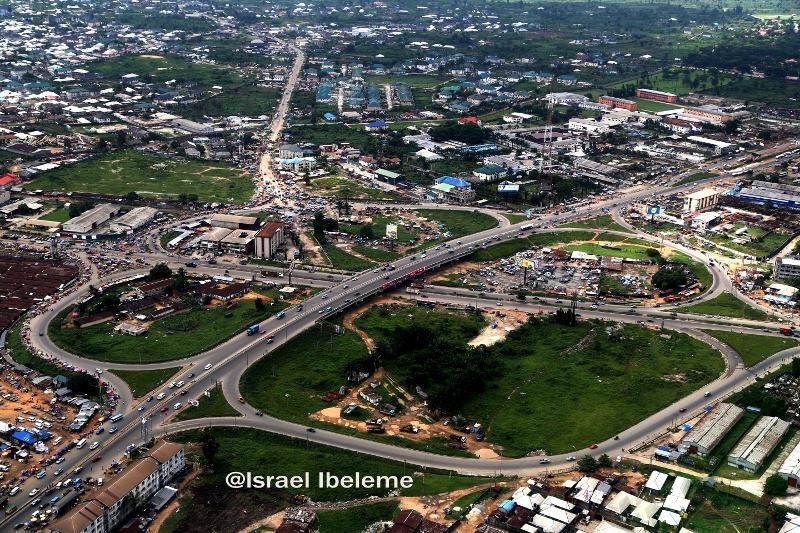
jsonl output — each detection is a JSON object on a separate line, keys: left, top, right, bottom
{"left": 651, "top": 266, "right": 689, "bottom": 291}
{"left": 685, "top": 33, "right": 800, "bottom": 80}
{"left": 149, "top": 263, "right": 173, "bottom": 281}
{"left": 312, "top": 212, "right": 339, "bottom": 243}
{"left": 372, "top": 321, "right": 499, "bottom": 413}
{"left": 554, "top": 307, "right": 577, "bottom": 326}
{"left": 577, "top": 453, "right": 613, "bottom": 472}
{"left": 68, "top": 200, "right": 96, "bottom": 219}
{"left": 429, "top": 122, "right": 489, "bottom": 145}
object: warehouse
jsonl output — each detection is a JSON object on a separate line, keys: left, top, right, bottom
{"left": 728, "top": 416, "right": 790, "bottom": 472}
{"left": 110, "top": 207, "right": 158, "bottom": 233}
{"left": 687, "top": 135, "right": 736, "bottom": 155}
{"left": 209, "top": 214, "right": 259, "bottom": 230}
{"left": 200, "top": 227, "right": 233, "bottom": 249}
{"left": 778, "top": 440, "right": 800, "bottom": 486}
{"left": 220, "top": 229, "right": 256, "bottom": 255}
{"left": 62, "top": 203, "right": 120, "bottom": 234}
{"left": 737, "top": 181, "right": 800, "bottom": 210}
{"left": 681, "top": 403, "right": 744, "bottom": 456}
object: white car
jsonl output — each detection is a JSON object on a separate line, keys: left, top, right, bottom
{"left": 167, "top": 382, "right": 176, "bottom": 389}
{"left": 176, "top": 381, "right": 185, "bottom": 388}
{"left": 204, "top": 364, "right": 213, "bottom": 371}
{"left": 156, "top": 392, "right": 166, "bottom": 400}
{"left": 28, "top": 488, "right": 39, "bottom": 497}
{"left": 89, "top": 442, "right": 99, "bottom": 450}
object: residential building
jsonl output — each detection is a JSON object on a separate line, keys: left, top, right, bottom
{"left": 545, "top": 92, "right": 589, "bottom": 106}
{"left": 254, "top": 222, "right": 285, "bottom": 259}
{"left": 635, "top": 88, "right": 678, "bottom": 103}
{"left": 276, "top": 157, "right": 316, "bottom": 172}
{"left": 49, "top": 441, "right": 185, "bottom": 533}
{"left": 683, "top": 188, "right": 720, "bottom": 212}
{"left": 428, "top": 176, "right": 476, "bottom": 204}
{"left": 598, "top": 96, "right": 638, "bottom": 111}
{"left": 728, "top": 416, "right": 790, "bottom": 472}
{"left": 684, "top": 106, "right": 733, "bottom": 124}
{"left": 220, "top": 229, "right": 256, "bottom": 255}
{"left": 278, "top": 144, "right": 304, "bottom": 159}
{"left": 568, "top": 118, "right": 611, "bottom": 135}
{"left": 681, "top": 403, "right": 743, "bottom": 456}
{"left": 775, "top": 255, "right": 800, "bottom": 281}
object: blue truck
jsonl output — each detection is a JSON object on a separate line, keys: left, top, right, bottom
{"left": 246, "top": 324, "right": 260, "bottom": 336}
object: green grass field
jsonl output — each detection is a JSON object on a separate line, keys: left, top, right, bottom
{"left": 111, "top": 367, "right": 180, "bottom": 397}
{"left": 415, "top": 209, "right": 498, "bottom": 239}
{"left": 39, "top": 207, "right": 72, "bottom": 222}
{"left": 170, "top": 427, "right": 493, "bottom": 501}
{"left": 321, "top": 244, "right": 375, "bottom": 271}
{"left": 339, "top": 216, "right": 418, "bottom": 244}
{"left": 631, "top": 97, "right": 683, "bottom": 112}
{"left": 89, "top": 54, "right": 242, "bottom": 89}
{"left": 677, "top": 292, "right": 772, "bottom": 321}
{"left": 700, "top": 330, "right": 798, "bottom": 367}
{"left": 179, "top": 85, "right": 280, "bottom": 119}
{"left": 351, "top": 245, "right": 401, "bottom": 262}
{"left": 49, "top": 299, "right": 287, "bottom": 364}
{"left": 702, "top": 228, "right": 791, "bottom": 259}
{"left": 683, "top": 487, "right": 768, "bottom": 533}
{"left": 560, "top": 214, "right": 629, "bottom": 232}
{"left": 316, "top": 501, "right": 399, "bottom": 532}
{"left": 676, "top": 171, "right": 718, "bottom": 186}
{"left": 310, "top": 176, "right": 401, "bottom": 201}
{"left": 30, "top": 150, "right": 254, "bottom": 203}
{"left": 176, "top": 384, "right": 239, "bottom": 421}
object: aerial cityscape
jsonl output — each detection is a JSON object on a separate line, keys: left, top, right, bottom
{"left": 2, "top": 0, "right": 800, "bottom": 532}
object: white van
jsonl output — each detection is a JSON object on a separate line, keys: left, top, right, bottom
{"left": 76, "top": 438, "right": 87, "bottom": 449}
{"left": 9, "top": 486, "right": 20, "bottom": 496}
{"left": 97, "top": 478, "right": 104, "bottom": 486}
{"left": 89, "top": 442, "right": 99, "bottom": 450}
{"left": 52, "top": 436, "right": 63, "bottom": 446}
{"left": 173, "top": 402, "right": 182, "bottom": 410}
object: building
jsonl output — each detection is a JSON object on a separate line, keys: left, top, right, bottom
{"left": 375, "top": 168, "right": 403, "bottom": 184}
{"left": 663, "top": 117, "right": 699, "bottom": 134}
{"left": 428, "top": 176, "right": 476, "bottom": 204}
{"left": 689, "top": 210, "right": 721, "bottom": 232}
{"left": 568, "top": 118, "right": 611, "bottom": 135}
{"left": 276, "top": 157, "right": 316, "bottom": 172}
{"left": 0, "top": 189, "right": 9, "bottom": 206}
{"left": 545, "top": 92, "right": 589, "bottom": 106}
{"left": 254, "top": 222, "right": 285, "bottom": 259}
{"left": 683, "top": 188, "right": 720, "bottom": 212}
{"left": 62, "top": 204, "right": 121, "bottom": 234}
{"left": 136, "top": 278, "right": 172, "bottom": 298}
{"left": 201, "top": 282, "right": 249, "bottom": 302}
{"left": 200, "top": 227, "right": 234, "bottom": 249}
{"left": 778, "top": 440, "right": 800, "bottom": 486}
{"left": 635, "top": 88, "right": 678, "bottom": 103}
{"left": 278, "top": 144, "right": 305, "bottom": 159}
{"left": 775, "top": 255, "right": 800, "bottom": 281}
{"left": 687, "top": 135, "right": 736, "bottom": 155}
{"left": 598, "top": 96, "right": 638, "bottom": 111}
{"left": 728, "top": 416, "right": 790, "bottom": 472}
{"left": 49, "top": 441, "right": 184, "bottom": 533}
{"left": 684, "top": 106, "right": 733, "bottom": 124}
{"left": 109, "top": 207, "right": 158, "bottom": 233}
{"left": 681, "top": 403, "right": 744, "bottom": 456}
{"left": 0, "top": 172, "right": 21, "bottom": 188}
{"left": 209, "top": 214, "right": 259, "bottom": 230}
{"left": 171, "top": 118, "right": 214, "bottom": 135}
{"left": 220, "top": 229, "right": 256, "bottom": 255}
{"left": 737, "top": 180, "right": 800, "bottom": 211}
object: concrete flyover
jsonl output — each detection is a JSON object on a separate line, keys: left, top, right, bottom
{"left": 2, "top": 159, "right": 797, "bottom": 529}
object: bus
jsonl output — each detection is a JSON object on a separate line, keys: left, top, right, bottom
{"left": 110, "top": 413, "right": 124, "bottom": 423}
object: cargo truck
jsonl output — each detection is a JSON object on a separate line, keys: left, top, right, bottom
{"left": 246, "top": 324, "right": 260, "bottom": 335}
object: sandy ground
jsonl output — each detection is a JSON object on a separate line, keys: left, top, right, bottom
{"left": 151, "top": 467, "right": 200, "bottom": 533}
{"left": 468, "top": 309, "right": 527, "bottom": 347}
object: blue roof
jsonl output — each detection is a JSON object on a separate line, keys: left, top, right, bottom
{"left": 436, "top": 176, "right": 471, "bottom": 188}
{"left": 11, "top": 430, "right": 39, "bottom": 445}
{"left": 367, "top": 120, "right": 387, "bottom": 128}
{"left": 323, "top": 112, "right": 336, "bottom": 120}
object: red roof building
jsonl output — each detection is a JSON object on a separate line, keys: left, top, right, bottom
{"left": 0, "top": 173, "right": 20, "bottom": 188}
{"left": 458, "top": 116, "right": 481, "bottom": 125}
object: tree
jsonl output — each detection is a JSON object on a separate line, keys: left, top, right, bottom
{"left": 651, "top": 266, "right": 688, "bottom": 290}
{"left": 598, "top": 454, "right": 613, "bottom": 468}
{"left": 67, "top": 373, "right": 99, "bottom": 396}
{"left": 577, "top": 455, "right": 598, "bottom": 472}
{"left": 200, "top": 428, "right": 220, "bottom": 467}
{"left": 358, "top": 225, "right": 375, "bottom": 239}
{"left": 792, "top": 357, "right": 800, "bottom": 378}
{"left": 149, "top": 263, "right": 173, "bottom": 280}
{"left": 254, "top": 298, "right": 266, "bottom": 312}
{"left": 724, "top": 119, "right": 740, "bottom": 135}
{"left": 764, "top": 474, "right": 788, "bottom": 496}
{"left": 516, "top": 290, "right": 527, "bottom": 301}
{"left": 100, "top": 293, "right": 120, "bottom": 313}
{"left": 172, "top": 267, "right": 189, "bottom": 292}
{"left": 126, "top": 191, "right": 139, "bottom": 203}
{"left": 313, "top": 212, "right": 328, "bottom": 243}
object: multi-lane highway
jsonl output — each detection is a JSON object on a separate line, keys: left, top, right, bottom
{"left": 3, "top": 70, "right": 799, "bottom": 532}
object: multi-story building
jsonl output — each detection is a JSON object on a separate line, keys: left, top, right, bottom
{"left": 598, "top": 96, "right": 638, "bottom": 111}
{"left": 635, "top": 88, "right": 678, "bottom": 103}
{"left": 50, "top": 441, "right": 185, "bottom": 533}
{"left": 684, "top": 106, "right": 733, "bottom": 124}
{"left": 775, "top": 255, "right": 800, "bottom": 281}
{"left": 683, "top": 188, "right": 720, "bottom": 212}
{"left": 254, "top": 222, "right": 285, "bottom": 259}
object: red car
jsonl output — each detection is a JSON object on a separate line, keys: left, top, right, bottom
{"left": 589, "top": 444, "right": 599, "bottom": 450}
{"left": 160, "top": 407, "right": 168, "bottom": 413}
{"left": 91, "top": 456, "right": 102, "bottom": 463}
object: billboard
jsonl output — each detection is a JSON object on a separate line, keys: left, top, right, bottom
{"left": 646, "top": 205, "right": 664, "bottom": 216}
{"left": 386, "top": 224, "right": 398, "bottom": 239}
